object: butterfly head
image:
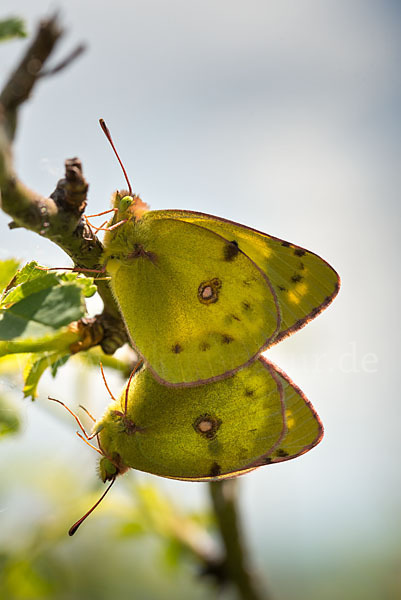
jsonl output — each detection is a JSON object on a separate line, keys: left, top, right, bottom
{"left": 97, "top": 452, "right": 128, "bottom": 482}
{"left": 101, "top": 190, "right": 150, "bottom": 271}
{"left": 112, "top": 189, "right": 149, "bottom": 223}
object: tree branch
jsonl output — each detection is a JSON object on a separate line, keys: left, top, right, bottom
{"left": 0, "top": 16, "right": 127, "bottom": 354}
{"left": 209, "top": 480, "right": 270, "bottom": 600}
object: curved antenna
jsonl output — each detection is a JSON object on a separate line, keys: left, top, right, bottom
{"left": 99, "top": 362, "right": 117, "bottom": 402}
{"left": 79, "top": 404, "right": 96, "bottom": 422}
{"left": 76, "top": 431, "right": 103, "bottom": 454}
{"left": 49, "top": 397, "right": 91, "bottom": 439}
{"left": 124, "top": 360, "right": 144, "bottom": 415}
{"left": 99, "top": 118, "right": 133, "bottom": 196}
{"left": 68, "top": 478, "right": 116, "bottom": 536}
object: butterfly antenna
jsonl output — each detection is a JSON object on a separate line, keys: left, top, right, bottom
{"left": 49, "top": 397, "right": 91, "bottom": 439}
{"left": 76, "top": 431, "right": 103, "bottom": 452}
{"left": 124, "top": 360, "right": 143, "bottom": 415}
{"left": 99, "top": 362, "right": 117, "bottom": 402}
{"left": 79, "top": 404, "right": 96, "bottom": 422}
{"left": 68, "top": 478, "right": 116, "bottom": 536}
{"left": 99, "top": 118, "right": 133, "bottom": 196}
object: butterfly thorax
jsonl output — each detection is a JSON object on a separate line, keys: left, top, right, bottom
{"left": 96, "top": 399, "right": 145, "bottom": 477}
{"left": 102, "top": 190, "right": 152, "bottom": 271}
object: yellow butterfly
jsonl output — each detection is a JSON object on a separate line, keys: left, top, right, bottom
{"left": 53, "top": 357, "right": 323, "bottom": 534}
{"left": 99, "top": 120, "right": 340, "bottom": 387}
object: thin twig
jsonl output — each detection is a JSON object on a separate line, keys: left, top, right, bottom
{"left": 39, "top": 43, "right": 86, "bottom": 77}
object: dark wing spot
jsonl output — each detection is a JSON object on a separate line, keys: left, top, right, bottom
{"left": 223, "top": 240, "right": 239, "bottom": 261}
{"left": 264, "top": 457, "right": 273, "bottom": 464}
{"left": 291, "top": 273, "right": 304, "bottom": 284}
{"left": 193, "top": 414, "right": 222, "bottom": 440}
{"left": 278, "top": 285, "right": 287, "bottom": 292}
{"left": 294, "top": 248, "right": 306, "bottom": 257}
{"left": 241, "top": 301, "right": 252, "bottom": 311}
{"left": 221, "top": 334, "right": 234, "bottom": 344}
{"left": 276, "top": 449, "right": 289, "bottom": 457}
{"left": 210, "top": 462, "right": 222, "bottom": 477}
{"left": 281, "top": 241, "right": 291, "bottom": 247}
{"left": 198, "top": 278, "right": 222, "bottom": 305}
{"left": 199, "top": 341, "right": 211, "bottom": 351}
{"left": 245, "top": 389, "right": 254, "bottom": 397}
{"left": 298, "top": 261, "right": 305, "bottom": 270}
{"left": 231, "top": 314, "right": 241, "bottom": 322}
{"left": 172, "top": 343, "right": 183, "bottom": 354}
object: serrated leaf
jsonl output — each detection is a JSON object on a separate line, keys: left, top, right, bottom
{"left": 0, "top": 259, "right": 20, "bottom": 293}
{"left": 0, "top": 395, "right": 20, "bottom": 437}
{"left": 0, "top": 262, "right": 96, "bottom": 309}
{"left": 0, "top": 284, "right": 86, "bottom": 341}
{"left": 60, "top": 272, "right": 97, "bottom": 298}
{"left": 0, "top": 262, "right": 97, "bottom": 396}
{"left": 23, "top": 352, "right": 69, "bottom": 399}
{"left": 0, "top": 263, "right": 96, "bottom": 343}
{"left": 0, "top": 17, "right": 27, "bottom": 42}
{"left": 50, "top": 355, "right": 70, "bottom": 377}
{"left": 0, "top": 262, "right": 45, "bottom": 305}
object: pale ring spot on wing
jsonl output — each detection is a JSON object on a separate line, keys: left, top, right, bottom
{"left": 192, "top": 413, "right": 222, "bottom": 440}
{"left": 198, "top": 278, "right": 222, "bottom": 305}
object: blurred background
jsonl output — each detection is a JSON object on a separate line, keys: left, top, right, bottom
{"left": 0, "top": 1, "right": 400, "bottom": 598}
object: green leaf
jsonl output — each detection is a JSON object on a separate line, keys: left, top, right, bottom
{"left": 0, "top": 262, "right": 97, "bottom": 397}
{"left": 0, "top": 395, "right": 20, "bottom": 437}
{"left": 23, "top": 352, "right": 71, "bottom": 400}
{"left": 0, "top": 262, "right": 95, "bottom": 341}
{"left": 50, "top": 354, "right": 70, "bottom": 377}
{"left": 0, "top": 261, "right": 95, "bottom": 309}
{"left": 0, "top": 17, "right": 27, "bottom": 42}
{"left": 0, "top": 259, "right": 20, "bottom": 293}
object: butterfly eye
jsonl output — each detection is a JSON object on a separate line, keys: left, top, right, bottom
{"left": 119, "top": 195, "right": 134, "bottom": 212}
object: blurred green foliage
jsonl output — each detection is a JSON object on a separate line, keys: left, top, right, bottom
{"left": 0, "top": 394, "right": 19, "bottom": 437}
{"left": 0, "top": 17, "right": 27, "bottom": 42}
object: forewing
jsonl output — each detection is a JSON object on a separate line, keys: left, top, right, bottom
{"left": 152, "top": 210, "right": 340, "bottom": 343}
{"left": 108, "top": 217, "right": 280, "bottom": 386}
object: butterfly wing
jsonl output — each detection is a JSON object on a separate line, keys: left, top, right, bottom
{"left": 255, "top": 358, "right": 323, "bottom": 465}
{"left": 149, "top": 210, "right": 340, "bottom": 343}
{"left": 98, "top": 359, "right": 286, "bottom": 480}
{"left": 105, "top": 215, "right": 280, "bottom": 386}
{"left": 97, "top": 358, "right": 323, "bottom": 481}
